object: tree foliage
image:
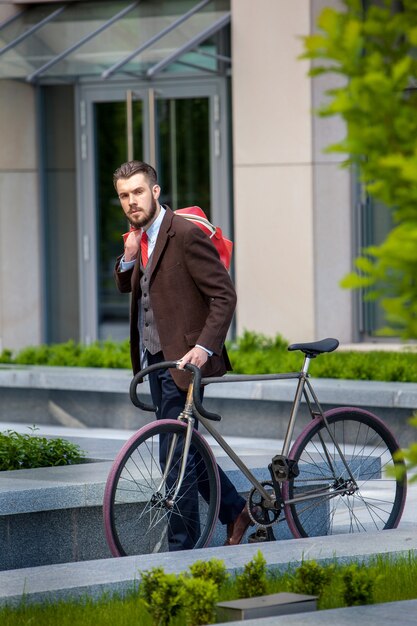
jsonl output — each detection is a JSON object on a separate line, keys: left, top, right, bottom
{"left": 301, "top": 0, "right": 417, "bottom": 338}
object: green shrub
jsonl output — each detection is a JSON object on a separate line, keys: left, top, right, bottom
{"left": 0, "top": 348, "right": 13, "bottom": 364}
{"left": 236, "top": 550, "right": 268, "bottom": 599}
{"left": 77, "top": 340, "right": 131, "bottom": 369}
{"left": 182, "top": 577, "right": 218, "bottom": 626}
{"left": 0, "top": 339, "right": 131, "bottom": 369}
{"left": 342, "top": 563, "right": 377, "bottom": 606}
{"left": 2, "top": 553, "right": 417, "bottom": 624}
{"left": 0, "top": 427, "right": 86, "bottom": 471}
{"left": 227, "top": 331, "right": 417, "bottom": 382}
{"left": 289, "top": 559, "right": 334, "bottom": 598}
{"left": 139, "top": 567, "right": 183, "bottom": 626}
{"left": 393, "top": 412, "right": 417, "bottom": 482}
{"left": 1, "top": 331, "right": 417, "bottom": 383}
{"left": 188, "top": 558, "right": 229, "bottom": 588}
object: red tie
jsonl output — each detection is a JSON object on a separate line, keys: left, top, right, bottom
{"left": 140, "top": 230, "right": 149, "bottom": 267}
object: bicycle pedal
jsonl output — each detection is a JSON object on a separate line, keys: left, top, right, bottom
{"left": 248, "top": 528, "right": 270, "bottom": 543}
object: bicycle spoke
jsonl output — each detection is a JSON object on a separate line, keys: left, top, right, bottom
{"left": 285, "top": 409, "right": 406, "bottom": 538}
{"left": 104, "top": 421, "right": 220, "bottom": 555}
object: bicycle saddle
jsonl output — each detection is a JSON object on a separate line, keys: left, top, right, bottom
{"left": 288, "top": 337, "right": 339, "bottom": 357}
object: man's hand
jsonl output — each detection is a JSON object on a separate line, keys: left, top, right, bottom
{"left": 124, "top": 229, "right": 141, "bottom": 262}
{"left": 178, "top": 346, "right": 209, "bottom": 369}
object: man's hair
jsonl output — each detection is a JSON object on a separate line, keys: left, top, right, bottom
{"left": 113, "top": 161, "right": 158, "bottom": 190}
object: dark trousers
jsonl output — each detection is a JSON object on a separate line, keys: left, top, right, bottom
{"left": 147, "top": 351, "right": 245, "bottom": 548}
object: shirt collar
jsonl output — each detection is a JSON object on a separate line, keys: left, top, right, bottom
{"left": 144, "top": 205, "right": 165, "bottom": 244}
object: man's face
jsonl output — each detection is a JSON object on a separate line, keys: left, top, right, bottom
{"left": 116, "top": 172, "right": 161, "bottom": 229}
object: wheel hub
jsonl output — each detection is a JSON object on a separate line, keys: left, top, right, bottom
{"left": 150, "top": 492, "right": 174, "bottom": 510}
{"left": 333, "top": 477, "right": 357, "bottom": 496}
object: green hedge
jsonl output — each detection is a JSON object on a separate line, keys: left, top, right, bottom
{"left": 1, "top": 552, "right": 417, "bottom": 624}
{"left": 0, "top": 332, "right": 416, "bottom": 383}
{"left": 227, "top": 331, "right": 417, "bottom": 383}
{"left": 0, "top": 339, "right": 131, "bottom": 369}
{"left": 0, "top": 428, "right": 86, "bottom": 471}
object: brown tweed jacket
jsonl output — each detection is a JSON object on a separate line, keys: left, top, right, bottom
{"left": 114, "top": 207, "right": 236, "bottom": 390}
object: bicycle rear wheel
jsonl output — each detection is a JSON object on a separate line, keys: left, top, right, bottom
{"left": 103, "top": 420, "right": 220, "bottom": 556}
{"left": 283, "top": 408, "right": 407, "bottom": 538}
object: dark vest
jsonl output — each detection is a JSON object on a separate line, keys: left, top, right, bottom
{"left": 139, "top": 255, "right": 162, "bottom": 356}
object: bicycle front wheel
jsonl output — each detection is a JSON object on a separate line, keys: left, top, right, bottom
{"left": 283, "top": 408, "right": 407, "bottom": 538}
{"left": 103, "top": 420, "right": 220, "bottom": 556}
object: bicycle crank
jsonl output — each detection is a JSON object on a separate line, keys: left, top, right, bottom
{"left": 248, "top": 481, "right": 281, "bottom": 527}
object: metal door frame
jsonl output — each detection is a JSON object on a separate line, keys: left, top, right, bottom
{"left": 75, "top": 76, "right": 231, "bottom": 344}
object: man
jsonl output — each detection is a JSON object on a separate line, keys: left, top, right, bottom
{"left": 113, "top": 160, "right": 252, "bottom": 549}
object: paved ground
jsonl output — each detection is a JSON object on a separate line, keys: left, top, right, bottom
{"left": 1, "top": 422, "right": 417, "bottom": 624}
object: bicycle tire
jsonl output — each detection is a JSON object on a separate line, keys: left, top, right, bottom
{"left": 283, "top": 407, "right": 407, "bottom": 538}
{"left": 103, "top": 420, "right": 220, "bottom": 556}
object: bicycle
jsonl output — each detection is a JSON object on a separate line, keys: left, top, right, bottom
{"left": 103, "top": 337, "right": 407, "bottom": 556}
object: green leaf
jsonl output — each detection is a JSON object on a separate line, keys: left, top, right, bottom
{"left": 317, "top": 8, "right": 341, "bottom": 36}
{"left": 392, "top": 56, "right": 412, "bottom": 84}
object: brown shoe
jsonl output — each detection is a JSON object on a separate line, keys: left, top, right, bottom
{"left": 224, "top": 505, "right": 255, "bottom": 546}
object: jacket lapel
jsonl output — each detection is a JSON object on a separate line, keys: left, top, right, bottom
{"left": 148, "top": 207, "right": 175, "bottom": 277}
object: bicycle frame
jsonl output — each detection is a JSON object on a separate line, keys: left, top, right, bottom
{"left": 164, "top": 353, "right": 357, "bottom": 510}
{"left": 106, "top": 337, "right": 406, "bottom": 555}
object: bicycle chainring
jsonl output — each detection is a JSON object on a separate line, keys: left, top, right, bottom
{"left": 248, "top": 481, "right": 281, "bottom": 527}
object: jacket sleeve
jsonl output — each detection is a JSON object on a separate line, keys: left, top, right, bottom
{"left": 114, "top": 254, "right": 134, "bottom": 294}
{"left": 183, "top": 227, "right": 236, "bottom": 355}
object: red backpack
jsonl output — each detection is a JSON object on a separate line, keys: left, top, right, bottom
{"left": 123, "top": 206, "right": 233, "bottom": 270}
{"left": 175, "top": 206, "right": 233, "bottom": 270}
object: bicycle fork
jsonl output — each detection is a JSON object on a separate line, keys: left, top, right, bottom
{"left": 156, "top": 377, "right": 196, "bottom": 509}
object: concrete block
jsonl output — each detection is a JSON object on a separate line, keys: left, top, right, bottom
{"left": 217, "top": 592, "right": 317, "bottom": 621}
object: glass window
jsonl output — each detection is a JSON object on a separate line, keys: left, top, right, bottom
{"left": 360, "top": 194, "right": 395, "bottom": 337}
{"left": 95, "top": 99, "right": 144, "bottom": 338}
{"left": 157, "top": 97, "right": 210, "bottom": 214}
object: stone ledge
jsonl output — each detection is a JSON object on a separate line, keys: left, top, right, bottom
{"left": 0, "top": 453, "right": 294, "bottom": 570}
{"left": 0, "top": 528, "right": 416, "bottom": 607}
{"left": 1, "top": 365, "right": 417, "bottom": 409}
{"left": 0, "top": 461, "right": 111, "bottom": 515}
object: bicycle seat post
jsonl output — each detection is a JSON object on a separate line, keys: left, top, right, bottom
{"left": 301, "top": 354, "right": 312, "bottom": 377}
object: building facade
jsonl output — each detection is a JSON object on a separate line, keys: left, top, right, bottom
{"left": 0, "top": 0, "right": 365, "bottom": 354}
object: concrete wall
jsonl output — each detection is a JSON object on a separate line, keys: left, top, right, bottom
{"left": 311, "top": 0, "right": 354, "bottom": 343}
{"left": 0, "top": 79, "right": 43, "bottom": 352}
{"left": 231, "top": 0, "right": 354, "bottom": 343}
{"left": 231, "top": 0, "right": 314, "bottom": 342}
{"left": 0, "top": 0, "right": 356, "bottom": 352}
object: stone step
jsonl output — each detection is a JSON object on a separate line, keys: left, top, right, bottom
{"left": 0, "top": 528, "right": 416, "bottom": 611}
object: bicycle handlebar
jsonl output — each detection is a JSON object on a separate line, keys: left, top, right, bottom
{"left": 129, "top": 360, "right": 221, "bottom": 421}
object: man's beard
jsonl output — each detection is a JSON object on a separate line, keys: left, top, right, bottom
{"left": 127, "top": 197, "right": 158, "bottom": 229}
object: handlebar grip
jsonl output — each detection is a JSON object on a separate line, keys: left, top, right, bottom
{"left": 129, "top": 360, "right": 179, "bottom": 411}
{"left": 183, "top": 363, "right": 221, "bottom": 422}
{"left": 129, "top": 360, "right": 221, "bottom": 421}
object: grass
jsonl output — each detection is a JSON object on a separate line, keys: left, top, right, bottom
{"left": 1, "top": 553, "right": 417, "bottom": 626}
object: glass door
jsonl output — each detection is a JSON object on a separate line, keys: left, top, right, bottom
{"left": 156, "top": 97, "right": 211, "bottom": 216}
{"left": 95, "top": 98, "right": 144, "bottom": 340}
{"left": 77, "top": 78, "right": 231, "bottom": 344}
